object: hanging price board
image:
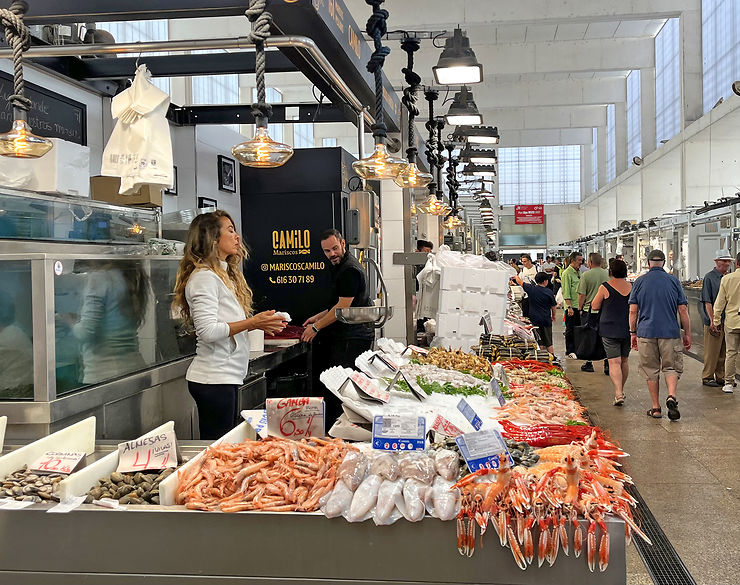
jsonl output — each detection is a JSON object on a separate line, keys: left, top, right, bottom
{"left": 116, "top": 430, "right": 177, "bottom": 473}
{"left": 266, "top": 397, "right": 325, "bottom": 439}
{"left": 372, "top": 415, "right": 425, "bottom": 451}
{"left": 455, "top": 429, "right": 513, "bottom": 471}
{"left": 29, "top": 451, "right": 85, "bottom": 475}
{"left": 348, "top": 371, "right": 390, "bottom": 403}
{"left": 457, "top": 398, "right": 483, "bottom": 431}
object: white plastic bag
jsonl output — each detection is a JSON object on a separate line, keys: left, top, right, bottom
{"left": 555, "top": 287, "right": 564, "bottom": 307}
{"left": 373, "top": 478, "right": 404, "bottom": 526}
{"left": 102, "top": 64, "right": 173, "bottom": 194}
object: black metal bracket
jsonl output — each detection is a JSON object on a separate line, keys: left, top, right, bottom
{"left": 166, "top": 102, "right": 358, "bottom": 126}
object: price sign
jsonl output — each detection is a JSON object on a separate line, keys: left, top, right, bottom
{"left": 403, "top": 344, "right": 429, "bottom": 356}
{"left": 480, "top": 312, "right": 493, "bottom": 335}
{"left": 266, "top": 397, "right": 324, "bottom": 439}
{"left": 490, "top": 363, "right": 509, "bottom": 406}
{"left": 369, "top": 351, "right": 399, "bottom": 372}
{"left": 457, "top": 398, "right": 483, "bottom": 431}
{"left": 241, "top": 409, "right": 269, "bottom": 439}
{"left": 116, "top": 430, "right": 177, "bottom": 473}
{"left": 430, "top": 414, "right": 463, "bottom": 438}
{"left": 29, "top": 451, "right": 85, "bottom": 475}
{"left": 490, "top": 379, "right": 507, "bottom": 407}
{"left": 372, "top": 415, "right": 425, "bottom": 451}
{"left": 455, "top": 429, "right": 513, "bottom": 471}
{"left": 400, "top": 371, "right": 427, "bottom": 402}
{"left": 348, "top": 372, "right": 390, "bottom": 403}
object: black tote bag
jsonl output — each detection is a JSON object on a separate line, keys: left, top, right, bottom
{"left": 574, "top": 310, "right": 606, "bottom": 360}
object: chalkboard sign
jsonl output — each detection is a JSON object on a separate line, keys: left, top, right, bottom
{"left": 0, "top": 71, "right": 86, "bottom": 145}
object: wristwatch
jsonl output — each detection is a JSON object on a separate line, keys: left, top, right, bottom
{"left": 630, "top": 330, "right": 637, "bottom": 334}
{"left": 311, "top": 324, "right": 320, "bottom": 334}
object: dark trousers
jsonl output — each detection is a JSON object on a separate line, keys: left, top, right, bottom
{"left": 188, "top": 381, "right": 239, "bottom": 440}
{"left": 564, "top": 309, "right": 581, "bottom": 355}
{"left": 312, "top": 336, "right": 374, "bottom": 425}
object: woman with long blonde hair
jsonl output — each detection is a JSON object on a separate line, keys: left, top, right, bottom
{"left": 173, "top": 210, "right": 285, "bottom": 439}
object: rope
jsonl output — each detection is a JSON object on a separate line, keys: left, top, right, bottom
{"left": 435, "top": 117, "right": 446, "bottom": 195}
{"left": 424, "top": 89, "right": 439, "bottom": 192}
{"left": 245, "top": 0, "right": 273, "bottom": 127}
{"left": 400, "top": 36, "right": 421, "bottom": 162}
{"left": 364, "top": 0, "right": 390, "bottom": 140}
{"left": 0, "top": 0, "right": 31, "bottom": 112}
{"left": 446, "top": 143, "right": 459, "bottom": 211}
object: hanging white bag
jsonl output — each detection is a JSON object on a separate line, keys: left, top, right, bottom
{"left": 101, "top": 64, "right": 173, "bottom": 195}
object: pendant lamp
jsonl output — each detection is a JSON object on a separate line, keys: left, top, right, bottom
{"left": 432, "top": 27, "right": 483, "bottom": 85}
{"left": 445, "top": 87, "right": 483, "bottom": 126}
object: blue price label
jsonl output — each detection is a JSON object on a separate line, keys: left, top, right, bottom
{"left": 490, "top": 379, "right": 507, "bottom": 407}
{"left": 372, "top": 415, "right": 425, "bottom": 451}
{"left": 457, "top": 398, "right": 483, "bottom": 431}
{"left": 455, "top": 429, "right": 513, "bottom": 471}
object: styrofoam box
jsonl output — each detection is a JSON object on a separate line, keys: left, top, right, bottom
{"left": 461, "top": 290, "right": 484, "bottom": 313}
{"left": 438, "top": 289, "right": 463, "bottom": 312}
{"left": 488, "top": 314, "right": 507, "bottom": 335}
{"left": 0, "top": 138, "right": 90, "bottom": 197}
{"left": 436, "top": 312, "right": 459, "bottom": 336}
{"left": 483, "top": 293, "right": 508, "bottom": 316}
{"left": 434, "top": 336, "right": 479, "bottom": 351}
{"left": 484, "top": 270, "right": 510, "bottom": 294}
{"left": 458, "top": 313, "right": 483, "bottom": 336}
{"left": 440, "top": 266, "right": 465, "bottom": 291}
{"left": 463, "top": 268, "right": 487, "bottom": 290}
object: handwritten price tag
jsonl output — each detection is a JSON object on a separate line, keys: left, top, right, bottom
{"left": 349, "top": 372, "right": 390, "bottom": 403}
{"left": 403, "top": 344, "right": 429, "bottom": 356}
{"left": 266, "top": 397, "right": 324, "bottom": 439}
{"left": 29, "top": 451, "right": 85, "bottom": 475}
{"left": 430, "top": 414, "right": 463, "bottom": 438}
{"left": 116, "top": 430, "right": 177, "bottom": 473}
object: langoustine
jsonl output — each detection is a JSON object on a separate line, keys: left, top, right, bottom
{"left": 176, "top": 436, "right": 356, "bottom": 513}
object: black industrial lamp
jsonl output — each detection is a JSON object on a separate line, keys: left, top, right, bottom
{"left": 459, "top": 145, "right": 497, "bottom": 164}
{"left": 462, "top": 162, "right": 497, "bottom": 177}
{"left": 432, "top": 27, "right": 483, "bottom": 85}
{"left": 445, "top": 87, "right": 483, "bottom": 126}
{"left": 452, "top": 125, "right": 499, "bottom": 144}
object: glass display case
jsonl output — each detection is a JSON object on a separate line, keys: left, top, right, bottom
{"left": 0, "top": 254, "right": 194, "bottom": 401}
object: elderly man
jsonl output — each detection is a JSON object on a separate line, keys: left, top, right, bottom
{"left": 701, "top": 250, "right": 733, "bottom": 387}
{"left": 629, "top": 249, "right": 691, "bottom": 421}
{"left": 562, "top": 251, "right": 584, "bottom": 358}
{"left": 712, "top": 252, "right": 740, "bottom": 394}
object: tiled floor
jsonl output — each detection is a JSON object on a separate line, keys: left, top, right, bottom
{"left": 554, "top": 323, "right": 739, "bottom": 585}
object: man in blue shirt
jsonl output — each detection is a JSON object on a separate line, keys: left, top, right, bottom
{"left": 629, "top": 249, "right": 692, "bottom": 421}
{"left": 516, "top": 271, "right": 557, "bottom": 354}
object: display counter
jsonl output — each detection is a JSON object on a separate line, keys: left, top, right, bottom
{"left": 683, "top": 285, "right": 705, "bottom": 360}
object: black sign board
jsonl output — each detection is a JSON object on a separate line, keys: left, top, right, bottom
{"left": 0, "top": 71, "right": 86, "bottom": 145}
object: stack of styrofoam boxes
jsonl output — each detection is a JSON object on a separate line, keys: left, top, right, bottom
{"left": 435, "top": 265, "right": 510, "bottom": 350}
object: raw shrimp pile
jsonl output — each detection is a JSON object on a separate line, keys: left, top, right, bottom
{"left": 176, "top": 437, "right": 355, "bottom": 512}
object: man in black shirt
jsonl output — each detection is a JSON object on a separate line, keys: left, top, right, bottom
{"left": 302, "top": 229, "right": 374, "bottom": 423}
{"left": 515, "top": 271, "right": 557, "bottom": 354}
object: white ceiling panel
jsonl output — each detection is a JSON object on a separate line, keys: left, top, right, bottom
{"left": 584, "top": 21, "right": 621, "bottom": 39}
{"left": 569, "top": 72, "right": 596, "bottom": 79}
{"left": 495, "top": 25, "right": 526, "bottom": 44}
{"left": 525, "top": 24, "right": 558, "bottom": 42}
{"left": 554, "top": 23, "right": 588, "bottom": 41}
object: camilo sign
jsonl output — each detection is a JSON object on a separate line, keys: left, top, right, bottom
{"left": 514, "top": 205, "right": 544, "bottom": 224}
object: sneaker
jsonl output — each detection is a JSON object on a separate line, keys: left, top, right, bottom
{"left": 580, "top": 362, "right": 594, "bottom": 372}
{"left": 566, "top": 353, "right": 577, "bottom": 359}
{"left": 723, "top": 384, "right": 734, "bottom": 394}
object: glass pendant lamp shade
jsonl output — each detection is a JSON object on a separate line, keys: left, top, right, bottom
{"left": 393, "top": 162, "right": 433, "bottom": 188}
{"left": 445, "top": 87, "right": 482, "bottom": 126}
{"left": 232, "top": 126, "right": 293, "bottom": 168}
{"left": 0, "top": 119, "right": 53, "bottom": 158}
{"left": 417, "top": 193, "right": 438, "bottom": 214}
{"left": 433, "top": 27, "right": 483, "bottom": 85}
{"left": 352, "top": 143, "right": 408, "bottom": 180}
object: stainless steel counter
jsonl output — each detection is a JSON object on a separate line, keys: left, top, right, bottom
{"left": 683, "top": 286, "right": 706, "bottom": 361}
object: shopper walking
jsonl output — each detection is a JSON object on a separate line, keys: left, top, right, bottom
{"left": 173, "top": 211, "right": 287, "bottom": 439}
{"left": 561, "top": 251, "right": 584, "bottom": 358}
{"left": 515, "top": 272, "right": 557, "bottom": 354}
{"left": 590, "top": 259, "right": 632, "bottom": 405}
{"left": 700, "top": 250, "right": 732, "bottom": 387}
{"left": 712, "top": 252, "right": 740, "bottom": 394}
{"left": 577, "top": 253, "right": 610, "bottom": 373}
{"left": 629, "top": 249, "right": 691, "bottom": 421}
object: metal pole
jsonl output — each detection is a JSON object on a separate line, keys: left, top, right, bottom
{"left": 0, "top": 35, "right": 375, "bottom": 127}
{"left": 357, "top": 107, "right": 366, "bottom": 159}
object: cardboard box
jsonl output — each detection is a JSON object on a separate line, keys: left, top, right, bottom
{"left": 90, "top": 176, "right": 163, "bottom": 207}
{"left": 0, "top": 138, "right": 90, "bottom": 197}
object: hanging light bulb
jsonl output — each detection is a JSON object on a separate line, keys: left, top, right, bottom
{"left": 417, "top": 193, "right": 438, "bottom": 214}
{"left": 232, "top": 126, "right": 293, "bottom": 168}
{"left": 445, "top": 87, "right": 483, "bottom": 126}
{"left": 0, "top": 119, "right": 53, "bottom": 158}
{"left": 353, "top": 143, "right": 408, "bottom": 180}
{"left": 410, "top": 202, "right": 417, "bottom": 214}
{"left": 433, "top": 27, "right": 483, "bottom": 85}
{"left": 393, "top": 161, "right": 433, "bottom": 189}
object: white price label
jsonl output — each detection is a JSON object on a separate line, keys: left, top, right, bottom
{"left": 47, "top": 495, "right": 87, "bottom": 514}
{"left": 375, "top": 415, "right": 419, "bottom": 438}
{"left": 116, "top": 430, "right": 177, "bottom": 473}
{"left": 29, "top": 451, "right": 85, "bottom": 475}
{"left": 404, "top": 345, "right": 429, "bottom": 356}
{"left": 400, "top": 371, "right": 427, "bottom": 401}
{"left": 266, "top": 397, "right": 325, "bottom": 439}
{"left": 370, "top": 351, "right": 399, "bottom": 372}
{"left": 349, "top": 372, "right": 390, "bottom": 403}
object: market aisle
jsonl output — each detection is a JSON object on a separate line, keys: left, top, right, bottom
{"left": 553, "top": 321, "right": 740, "bottom": 585}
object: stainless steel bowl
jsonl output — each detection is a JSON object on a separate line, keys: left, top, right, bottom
{"left": 335, "top": 306, "right": 394, "bottom": 324}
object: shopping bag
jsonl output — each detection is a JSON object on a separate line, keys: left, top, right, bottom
{"left": 574, "top": 312, "right": 605, "bottom": 360}
{"left": 555, "top": 287, "right": 564, "bottom": 307}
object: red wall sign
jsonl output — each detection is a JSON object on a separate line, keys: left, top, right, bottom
{"left": 514, "top": 205, "right": 544, "bottom": 224}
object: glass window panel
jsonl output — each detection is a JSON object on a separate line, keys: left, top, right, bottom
{"left": 293, "top": 123, "right": 314, "bottom": 148}
{"left": 655, "top": 18, "right": 680, "bottom": 146}
{"left": 0, "top": 260, "right": 33, "bottom": 399}
{"left": 606, "top": 104, "right": 616, "bottom": 182}
{"left": 627, "top": 70, "right": 642, "bottom": 165}
{"left": 499, "top": 145, "right": 581, "bottom": 206}
{"left": 592, "top": 127, "right": 598, "bottom": 193}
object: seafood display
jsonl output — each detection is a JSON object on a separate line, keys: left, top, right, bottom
{"left": 412, "top": 347, "right": 492, "bottom": 379}
{"left": 176, "top": 436, "right": 355, "bottom": 512}
{"left": 475, "top": 334, "right": 554, "bottom": 362}
{"left": 86, "top": 468, "right": 174, "bottom": 505}
{"left": 1, "top": 467, "right": 63, "bottom": 502}
{"left": 398, "top": 363, "right": 489, "bottom": 396}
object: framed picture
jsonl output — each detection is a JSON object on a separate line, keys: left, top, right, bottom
{"left": 217, "top": 155, "right": 237, "bottom": 193}
{"left": 197, "top": 196, "right": 218, "bottom": 210}
{"left": 164, "top": 166, "right": 178, "bottom": 195}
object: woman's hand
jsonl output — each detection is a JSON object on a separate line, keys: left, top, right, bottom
{"left": 249, "top": 310, "right": 287, "bottom": 336}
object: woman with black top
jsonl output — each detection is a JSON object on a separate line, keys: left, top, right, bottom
{"left": 590, "top": 259, "right": 632, "bottom": 406}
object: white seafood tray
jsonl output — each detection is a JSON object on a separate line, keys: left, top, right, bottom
{"left": 159, "top": 421, "right": 255, "bottom": 506}
{"left": 0, "top": 416, "right": 6, "bottom": 452}
{"left": 56, "top": 421, "right": 175, "bottom": 502}
{"left": 0, "top": 417, "right": 96, "bottom": 480}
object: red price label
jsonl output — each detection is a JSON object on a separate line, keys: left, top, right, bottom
{"left": 29, "top": 451, "right": 85, "bottom": 475}
{"left": 266, "top": 397, "right": 325, "bottom": 439}
{"left": 431, "top": 415, "right": 463, "bottom": 438}
{"left": 349, "top": 372, "right": 390, "bottom": 403}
